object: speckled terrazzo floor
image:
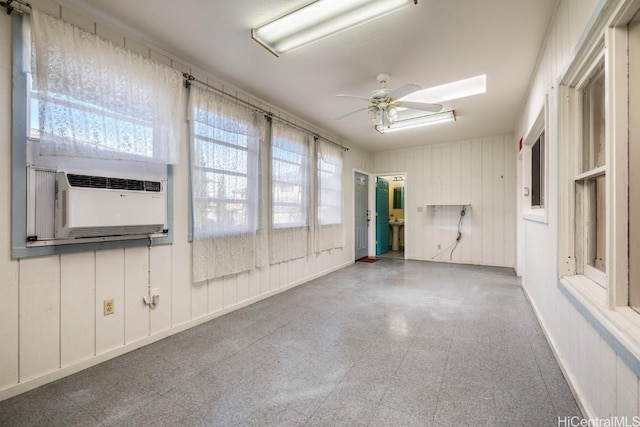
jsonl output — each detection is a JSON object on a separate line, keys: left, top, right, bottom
{"left": 0, "top": 259, "right": 581, "bottom": 426}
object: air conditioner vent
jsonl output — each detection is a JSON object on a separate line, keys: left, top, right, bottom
{"left": 55, "top": 172, "right": 166, "bottom": 239}
{"left": 144, "top": 181, "right": 162, "bottom": 192}
{"left": 67, "top": 174, "right": 160, "bottom": 192}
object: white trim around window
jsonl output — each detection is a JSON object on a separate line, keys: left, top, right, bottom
{"left": 559, "top": 0, "right": 636, "bottom": 325}
{"left": 522, "top": 99, "right": 548, "bottom": 224}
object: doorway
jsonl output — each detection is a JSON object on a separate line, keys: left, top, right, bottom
{"left": 376, "top": 177, "right": 390, "bottom": 255}
{"left": 376, "top": 174, "right": 406, "bottom": 258}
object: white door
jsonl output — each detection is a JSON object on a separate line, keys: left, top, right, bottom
{"left": 354, "top": 172, "right": 369, "bottom": 260}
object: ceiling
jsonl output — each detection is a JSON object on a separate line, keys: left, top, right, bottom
{"left": 61, "top": 0, "right": 557, "bottom": 152}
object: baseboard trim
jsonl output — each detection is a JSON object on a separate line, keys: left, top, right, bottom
{"left": 0, "top": 259, "right": 353, "bottom": 402}
{"left": 520, "top": 281, "right": 591, "bottom": 419}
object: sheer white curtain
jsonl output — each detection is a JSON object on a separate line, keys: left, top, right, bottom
{"left": 189, "top": 85, "right": 265, "bottom": 282}
{"left": 269, "top": 121, "right": 311, "bottom": 264}
{"left": 315, "top": 139, "right": 344, "bottom": 252}
{"left": 30, "top": 8, "right": 183, "bottom": 164}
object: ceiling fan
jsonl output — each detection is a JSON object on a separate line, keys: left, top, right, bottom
{"left": 336, "top": 73, "right": 443, "bottom": 127}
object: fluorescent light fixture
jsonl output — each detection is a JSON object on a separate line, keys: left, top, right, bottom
{"left": 252, "top": 0, "right": 417, "bottom": 56}
{"left": 375, "top": 110, "right": 456, "bottom": 134}
{"left": 402, "top": 75, "right": 486, "bottom": 103}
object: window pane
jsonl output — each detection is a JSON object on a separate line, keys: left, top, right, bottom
{"left": 531, "top": 132, "right": 544, "bottom": 207}
{"left": 585, "top": 175, "right": 606, "bottom": 272}
{"left": 30, "top": 9, "right": 182, "bottom": 164}
{"left": 194, "top": 138, "right": 248, "bottom": 174}
{"left": 191, "top": 106, "right": 259, "bottom": 236}
{"left": 317, "top": 142, "right": 343, "bottom": 226}
{"left": 581, "top": 66, "right": 606, "bottom": 172}
{"left": 271, "top": 133, "right": 309, "bottom": 229}
{"left": 193, "top": 200, "right": 249, "bottom": 232}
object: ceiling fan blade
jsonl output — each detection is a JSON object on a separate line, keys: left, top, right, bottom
{"left": 335, "top": 106, "right": 370, "bottom": 120}
{"left": 336, "top": 94, "right": 371, "bottom": 102}
{"left": 390, "top": 84, "right": 421, "bottom": 101}
{"left": 399, "top": 100, "right": 443, "bottom": 113}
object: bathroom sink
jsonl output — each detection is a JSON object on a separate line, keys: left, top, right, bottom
{"left": 389, "top": 220, "right": 404, "bottom": 251}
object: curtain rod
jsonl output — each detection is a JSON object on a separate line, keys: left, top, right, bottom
{"left": 183, "top": 73, "right": 349, "bottom": 152}
{"left": 1, "top": 0, "right": 30, "bottom": 15}
{"left": 3, "top": 1, "right": 348, "bottom": 152}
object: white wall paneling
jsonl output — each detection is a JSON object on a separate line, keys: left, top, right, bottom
{"left": 190, "top": 280, "right": 208, "bottom": 321}
{"left": 124, "top": 247, "right": 150, "bottom": 344}
{"left": 60, "top": 252, "right": 95, "bottom": 367}
{"left": 171, "top": 237, "right": 191, "bottom": 327}
{"left": 95, "top": 249, "right": 125, "bottom": 355}
{"left": 19, "top": 256, "right": 60, "bottom": 380}
{"left": 236, "top": 271, "right": 250, "bottom": 305}
{"left": 208, "top": 277, "right": 224, "bottom": 314}
{"left": 0, "top": 2, "right": 374, "bottom": 400}
{"left": 517, "top": 0, "right": 640, "bottom": 418}
{"left": 150, "top": 244, "right": 173, "bottom": 336}
{"left": 223, "top": 275, "right": 238, "bottom": 309}
{"left": 0, "top": 12, "right": 19, "bottom": 391}
{"left": 615, "top": 358, "right": 639, "bottom": 417}
{"left": 374, "top": 135, "right": 516, "bottom": 268}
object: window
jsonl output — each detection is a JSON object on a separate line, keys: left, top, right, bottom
{"left": 191, "top": 113, "right": 259, "bottom": 237}
{"left": 317, "top": 139, "right": 343, "bottom": 226}
{"left": 575, "top": 63, "right": 606, "bottom": 286}
{"left": 188, "top": 85, "right": 264, "bottom": 281}
{"left": 556, "top": 1, "right": 640, "bottom": 352}
{"left": 315, "top": 139, "right": 344, "bottom": 252}
{"left": 531, "top": 131, "right": 545, "bottom": 208}
{"left": 521, "top": 103, "right": 547, "bottom": 223}
{"left": 28, "top": 9, "right": 182, "bottom": 164}
{"left": 271, "top": 122, "right": 311, "bottom": 229}
{"left": 13, "top": 9, "right": 181, "bottom": 257}
{"left": 268, "top": 120, "right": 311, "bottom": 264}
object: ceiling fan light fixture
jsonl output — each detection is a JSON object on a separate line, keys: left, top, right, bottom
{"left": 387, "top": 106, "right": 398, "bottom": 122}
{"left": 368, "top": 108, "right": 381, "bottom": 123}
{"left": 252, "top": 0, "right": 417, "bottom": 56}
{"left": 375, "top": 110, "right": 456, "bottom": 134}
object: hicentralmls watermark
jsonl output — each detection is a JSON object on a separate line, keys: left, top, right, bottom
{"left": 558, "top": 416, "right": 640, "bottom": 427}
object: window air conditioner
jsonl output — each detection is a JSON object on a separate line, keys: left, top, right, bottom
{"left": 55, "top": 172, "right": 167, "bottom": 239}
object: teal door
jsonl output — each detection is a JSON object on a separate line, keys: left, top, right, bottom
{"left": 376, "top": 177, "right": 390, "bottom": 255}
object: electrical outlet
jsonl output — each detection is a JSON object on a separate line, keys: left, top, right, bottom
{"left": 104, "top": 298, "right": 115, "bottom": 315}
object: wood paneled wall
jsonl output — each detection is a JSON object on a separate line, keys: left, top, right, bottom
{"left": 0, "top": 1, "right": 373, "bottom": 399}
{"left": 516, "top": 0, "right": 640, "bottom": 418}
{"left": 374, "top": 135, "right": 516, "bottom": 268}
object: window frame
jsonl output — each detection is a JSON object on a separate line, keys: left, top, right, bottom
{"left": 630, "top": 8, "right": 640, "bottom": 314}
{"left": 316, "top": 140, "right": 344, "bottom": 227}
{"left": 559, "top": 22, "right": 630, "bottom": 310}
{"left": 530, "top": 131, "right": 545, "bottom": 209}
{"left": 190, "top": 114, "right": 260, "bottom": 239}
{"left": 522, "top": 101, "right": 548, "bottom": 224}
{"left": 574, "top": 60, "right": 607, "bottom": 287}
{"left": 11, "top": 14, "right": 173, "bottom": 259}
{"left": 270, "top": 129, "right": 311, "bottom": 230}
{"left": 554, "top": 0, "right": 640, "bottom": 368}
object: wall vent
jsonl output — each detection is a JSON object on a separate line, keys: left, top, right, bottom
{"left": 55, "top": 172, "right": 166, "bottom": 239}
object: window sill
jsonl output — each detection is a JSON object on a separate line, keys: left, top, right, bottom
{"left": 523, "top": 209, "right": 548, "bottom": 224}
{"left": 559, "top": 276, "right": 640, "bottom": 376}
